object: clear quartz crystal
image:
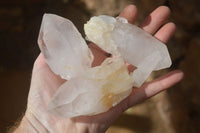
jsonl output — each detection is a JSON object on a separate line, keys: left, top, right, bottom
{"left": 85, "top": 15, "right": 172, "bottom": 87}
{"left": 38, "top": 14, "right": 93, "bottom": 80}
{"left": 48, "top": 57, "right": 133, "bottom": 118}
{"left": 38, "top": 14, "right": 172, "bottom": 118}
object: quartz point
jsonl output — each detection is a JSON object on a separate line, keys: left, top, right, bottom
{"left": 38, "top": 14, "right": 172, "bottom": 118}
{"left": 48, "top": 57, "right": 133, "bottom": 118}
{"left": 38, "top": 14, "right": 93, "bottom": 80}
{"left": 84, "top": 15, "right": 172, "bottom": 87}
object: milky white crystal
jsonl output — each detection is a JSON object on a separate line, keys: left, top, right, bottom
{"left": 84, "top": 15, "right": 172, "bottom": 87}
{"left": 38, "top": 14, "right": 172, "bottom": 118}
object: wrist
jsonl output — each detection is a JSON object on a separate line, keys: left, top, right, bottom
{"left": 13, "top": 115, "right": 38, "bottom": 133}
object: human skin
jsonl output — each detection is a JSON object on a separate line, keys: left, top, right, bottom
{"left": 13, "top": 5, "right": 184, "bottom": 133}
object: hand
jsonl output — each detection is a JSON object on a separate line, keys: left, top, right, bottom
{"left": 15, "top": 5, "right": 184, "bottom": 133}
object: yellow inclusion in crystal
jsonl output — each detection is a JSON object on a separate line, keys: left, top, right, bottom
{"left": 64, "top": 65, "right": 72, "bottom": 70}
{"left": 100, "top": 67, "right": 128, "bottom": 108}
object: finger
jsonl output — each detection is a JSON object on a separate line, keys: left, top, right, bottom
{"left": 93, "top": 70, "right": 183, "bottom": 127}
{"left": 140, "top": 6, "right": 171, "bottom": 34}
{"left": 154, "top": 22, "right": 176, "bottom": 43}
{"left": 119, "top": 5, "right": 138, "bottom": 24}
{"left": 128, "top": 70, "right": 184, "bottom": 107}
{"left": 100, "top": 70, "right": 183, "bottom": 123}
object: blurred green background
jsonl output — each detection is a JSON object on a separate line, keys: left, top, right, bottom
{"left": 0, "top": 0, "right": 200, "bottom": 132}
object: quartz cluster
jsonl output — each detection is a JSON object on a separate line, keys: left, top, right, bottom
{"left": 84, "top": 15, "right": 171, "bottom": 87}
{"left": 38, "top": 14, "right": 171, "bottom": 118}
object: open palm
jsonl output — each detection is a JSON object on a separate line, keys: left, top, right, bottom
{"left": 15, "top": 5, "right": 183, "bottom": 133}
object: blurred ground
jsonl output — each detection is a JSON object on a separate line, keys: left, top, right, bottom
{"left": 0, "top": 0, "right": 200, "bottom": 132}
